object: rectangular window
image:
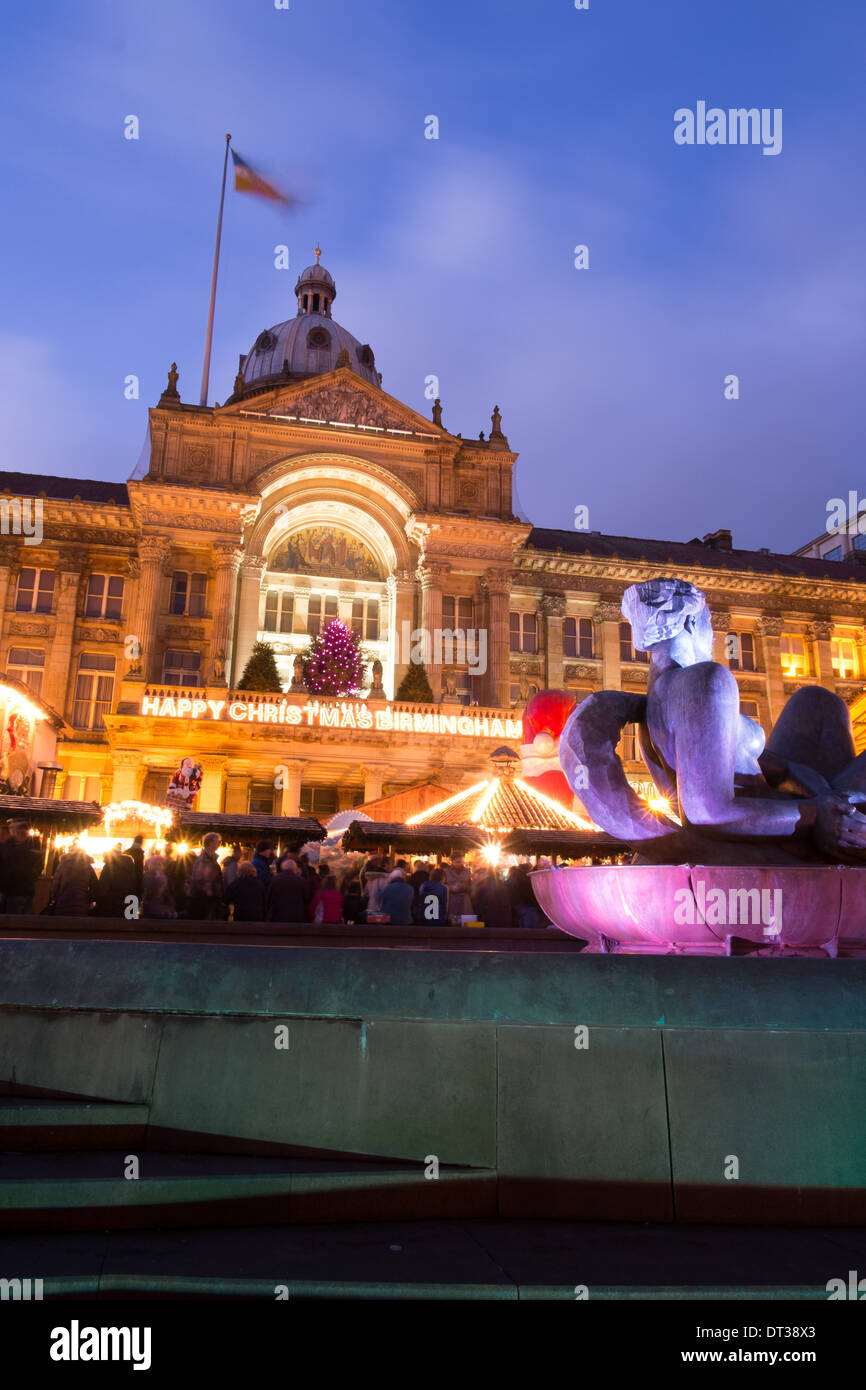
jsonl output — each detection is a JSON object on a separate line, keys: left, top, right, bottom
{"left": 619, "top": 621, "right": 649, "bottom": 664}
{"left": 264, "top": 590, "right": 294, "bottom": 634}
{"left": 307, "top": 595, "right": 322, "bottom": 636}
{"left": 740, "top": 699, "right": 760, "bottom": 720}
{"left": 6, "top": 647, "right": 45, "bottom": 695}
{"left": 248, "top": 783, "right": 275, "bottom": 815}
{"left": 822, "top": 545, "right": 843, "bottom": 562}
{"left": 85, "top": 573, "right": 124, "bottom": 620}
{"left": 163, "top": 649, "right": 202, "bottom": 686}
{"left": 618, "top": 723, "right": 639, "bottom": 762}
{"left": 728, "top": 632, "right": 756, "bottom": 672}
{"left": 15, "top": 568, "right": 55, "bottom": 614}
{"left": 351, "top": 597, "right": 380, "bottom": 641}
{"left": 564, "top": 617, "right": 594, "bottom": 659}
{"left": 72, "top": 652, "right": 115, "bottom": 730}
{"left": 853, "top": 534, "right": 866, "bottom": 552}
{"left": 300, "top": 785, "right": 339, "bottom": 817}
{"left": 509, "top": 611, "right": 537, "bottom": 654}
{"left": 832, "top": 639, "right": 858, "bottom": 680}
{"left": 780, "top": 635, "right": 808, "bottom": 678}
{"left": 170, "top": 572, "right": 207, "bottom": 617}
{"left": 442, "top": 595, "right": 473, "bottom": 628}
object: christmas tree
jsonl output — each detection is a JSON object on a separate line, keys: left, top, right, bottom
{"left": 237, "top": 640, "right": 283, "bottom": 692}
{"left": 395, "top": 661, "right": 434, "bottom": 702}
{"left": 302, "top": 619, "right": 367, "bottom": 697}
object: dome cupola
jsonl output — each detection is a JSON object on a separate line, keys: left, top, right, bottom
{"left": 230, "top": 248, "right": 381, "bottom": 399}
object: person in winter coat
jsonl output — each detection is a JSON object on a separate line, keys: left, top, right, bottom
{"left": 444, "top": 855, "right": 473, "bottom": 924}
{"left": 252, "top": 841, "right": 276, "bottom": 889}
{"left": 267, "top": 858, "right": 309, "bottom": 923}
{"left": 186, "top": 833, "right": 224, "bottom": 920}
{"left": 380, "top": 869, "right": 414, "bottom": 926}
{"left": 341, "top": 879, "right": 368, "bottom": 925}
{"left": 227, "top": 860, "right": 267, "bottom": 922}
{"left": 309, "top": 873, "right": 344, "bottom": 925}
{"left": 50, "top": 848, "right": 98, "bottom": 917}
{"left": 471, "top": 869, "right": 512, "bottom": 930}
{"left": 141, "top": 854, "right": 175, "bottom": 918}
{"left": 0, "top": 821, "right": 43, "bottom": 914}
{"left": 95, "top": 846, "right": 139, "bottom": 917}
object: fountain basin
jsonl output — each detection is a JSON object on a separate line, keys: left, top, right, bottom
{"left": 530, "top": 863, "right": 866, "bottom": 955}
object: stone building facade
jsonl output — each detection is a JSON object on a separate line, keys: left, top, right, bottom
{"left": 1, "top": 255, "right": 865, "bottom": 816}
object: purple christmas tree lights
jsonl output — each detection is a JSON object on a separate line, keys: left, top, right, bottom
{"left": 302, "top": 618, "right": 368, "bottom": 697}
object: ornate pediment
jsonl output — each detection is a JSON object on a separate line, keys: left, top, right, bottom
{"left": 241, "top": 371, "right": 442, "bottom": 439}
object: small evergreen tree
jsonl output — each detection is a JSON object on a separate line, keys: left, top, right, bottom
{"left": 237, "top": 640, "right": 283, "bottom": 692}
{"left": 395, "top": 661, "right": 434, "bottom": 702}
{"left": 303, "top": 619, "right": 367, "bottom": 697}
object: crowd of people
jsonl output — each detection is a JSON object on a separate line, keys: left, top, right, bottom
{"left": 0, "top": 822, "right": 549, "bottom": 928}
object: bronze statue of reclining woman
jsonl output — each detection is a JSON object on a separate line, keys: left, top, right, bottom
{"left": 561, "top": 578, "right": 866, "bottom": 866}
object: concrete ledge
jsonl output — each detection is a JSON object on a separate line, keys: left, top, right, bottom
{"left": 1, "top": 937, "right": 865, "bottom": 1028}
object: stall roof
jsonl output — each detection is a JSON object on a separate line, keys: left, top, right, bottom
{"left": 173, "top": 811, "right": 326, "bottom": 842}
{"left": 0, "top": 797, "right": 103, "bottom": 830}
{"left": 341, "top": 821, "right": 485, "bottom": 854}
{"left": 342, "top": 819, "right": 629, "bottom": 859}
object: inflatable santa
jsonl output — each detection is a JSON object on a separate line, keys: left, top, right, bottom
{"left": 519, "top": 689, "right": 578, "bottom": 808}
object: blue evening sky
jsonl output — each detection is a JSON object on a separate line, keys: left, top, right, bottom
{"left": 1, "top": 0, "right": 863, "bottom": 552}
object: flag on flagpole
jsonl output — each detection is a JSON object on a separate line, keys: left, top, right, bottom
{"left": 231, "top": 149, "right": 294, "bottom": 205}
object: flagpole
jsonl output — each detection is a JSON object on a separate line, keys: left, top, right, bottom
{"left": 199, "top": 133, "right": 232, "bottom": 407}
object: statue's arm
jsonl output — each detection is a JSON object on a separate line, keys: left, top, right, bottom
{"left": 561, "top": 691, "right": 683, "bottom": 844}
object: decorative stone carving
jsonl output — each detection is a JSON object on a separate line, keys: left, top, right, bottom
{"left": 182, "top": 444, "right": 214, "bottom": 478}
{"left": 540, "top": 594, "right": 566, "bottom": 618}
{"left": 564, "top": 664, "right": 597, "bottom": 681}
{"left": 759, "top": 614, "right": 784, "bottom": 637}
{"left": 622, "top": 667, "right": 650, "bottom": 684}
{"left": 78, "top": 626, "right": 120, "bottom": 643}
{"left": 274, "top": 383, "right": 407, "bottom": 431}
{"left": 710, "top": 610, "right": 732, "bottom": 631}
{"left": 9, "top": 620, "right": 50, "bottom": 637}
{"left": 592, "top": 601, "right": 621, "bottom": 624}
{"left": 457, "top": 477, "right": 480, "bottom": 502}
{"left": 809, "top": 620, "right": 833, "bottom": 642}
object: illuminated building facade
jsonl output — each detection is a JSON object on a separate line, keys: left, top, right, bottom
{"left": 1, "top": 256, "right": 865, "bottom": 816}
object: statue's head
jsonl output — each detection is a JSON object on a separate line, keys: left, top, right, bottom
{"left": 621, "top": 578, "right": 713, "bottom": 658}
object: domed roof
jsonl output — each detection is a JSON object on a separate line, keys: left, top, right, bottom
{"left": 232, "top": 249, "right": 380, "bottom": 398}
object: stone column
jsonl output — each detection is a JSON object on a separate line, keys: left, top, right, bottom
{"left": 129, "top": 536, "right": 171, "bottom": 684}
{"left": 224, "top": 763, "right": 252, "bottom": 815}
{"left": 197, "top": 755, "right": 226, "bottom": 814}
{"left": 541, "top": 593, "right": 566, "bottom": 688}
{"left": 759, "top": 615, "right": 785, "bottom": 724}
{"left": 110, "top": 749, "right": 146, "bottom": 802}
{"left": 361, "top": 763, "right": 388, "bottom": 803}
{"left": 808, "top": 619, "right": 836, "bottom": 692}
{"left": 44, "top": 561, "right": 82, "bottom": 713}
{"left": 232, "top": 555, "right": 266, "bottom": 687}
{"left": 276, "top": 759, "right": 306, "bottom": 817}
{"left": 207, "top": 543, "right": 243, "bottom": 685}
{"left": 419, "top": 560, "right": 448, "bottom": 700}
{"left": 389, "top": 569, "right": 416, "bottom": 699}
{"left": 481, "top": 569, "right": 512, "bottom": 708}
{"left": 0, "top": 562, "right": 13, "bottom": 645}
{"left": 592, "top": 600, "right": 623, "bottom": 691}
{"left": 710, "top": 609, "right": 732, "bottom": 665}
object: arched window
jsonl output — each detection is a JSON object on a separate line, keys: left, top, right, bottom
{"left": 306, "top": 326, "right": 331, "bottom": 372}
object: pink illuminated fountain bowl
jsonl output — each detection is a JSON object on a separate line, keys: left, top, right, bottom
{"left": 530, "top": 864, "right": 866, "bottom": 956}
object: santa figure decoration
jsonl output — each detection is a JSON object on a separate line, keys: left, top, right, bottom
{"left": 519, "top": 689, "right": 578, "bottom": 809}
{"left": 166, "top": 756, "right": 203, "bottom": 811}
